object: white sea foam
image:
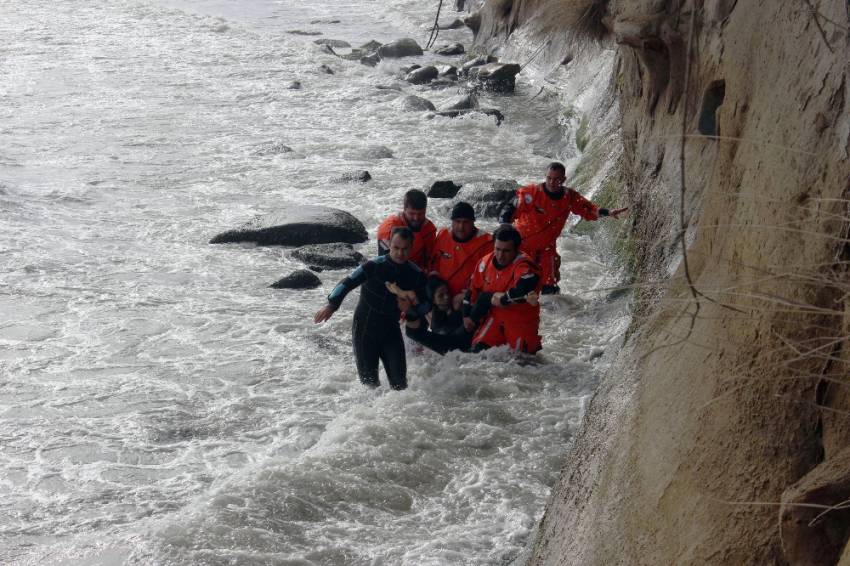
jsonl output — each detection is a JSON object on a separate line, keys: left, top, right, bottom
{"left": 0, "top": 0, "right": 627, "bottom": 564}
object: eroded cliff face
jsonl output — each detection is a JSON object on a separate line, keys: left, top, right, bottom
{"left": 470, "top": 1, "right": 849, "bottom": 563}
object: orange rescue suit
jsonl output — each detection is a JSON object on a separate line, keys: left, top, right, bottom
{"left": 377, "top": 213, "right": 437, "bottom": 271}
{"left": 512, "top": 183, "right": 599, "bottom": 286}
{"left": 429, "top": 228, "right": 493, "bottom": 297}
{"left": 468, "top": 252, "right": 542, "bottom": 353}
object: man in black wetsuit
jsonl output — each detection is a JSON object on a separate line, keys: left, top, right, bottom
{"left": 314, "top": 227, "right": 429, "bottom": 390}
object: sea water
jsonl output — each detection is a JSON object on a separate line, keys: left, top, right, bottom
{"left": 0, "top": 1, "right": 627, "bottom": 564}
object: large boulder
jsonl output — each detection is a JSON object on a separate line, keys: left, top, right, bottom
{"left": 399, "top": 95, "right": 436, "bottom": 112}
{"left": 291, "top": 243, "right": 364, "bottom": 269}
{"left": 270, "top": 270, "right": 322, "bottom": 290}
{"left": 436, "top": 64, "right": 458, "bottom": 77}
{"left": 428, "top": 180, "right": 462, "bottom": 199}
{"left": 469, "top": 62, "right": 522, "bottom": 92}
{"left": 434, "top": 43, "right": 465, "bottom": 56}
{"left": 210, "top": 205, "right": 368, "bottom": 246}
{"left": 377, "top": 38, "right": 423, "bottom": 58}
{"left": 405, "top": 66, "right": 439, "bottom": 85}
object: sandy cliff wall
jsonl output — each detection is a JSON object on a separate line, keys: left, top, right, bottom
{"left": 469, "top": 0, "right": 849, "bottom": 563}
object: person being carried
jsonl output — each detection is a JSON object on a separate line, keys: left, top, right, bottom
{"left": 429, "top": 201, "right": 493, "bottom": 310}
{"left": 377, "top": 189, "right": 437, "bottom": 271}
{"left": 465, "top": 225, "right": 543, "bottom": 353}
{"left": 397, "top": 275, "right": 498, "bottom": 355}
{"left": 500, "top": 161, "right": 628, "bottom": 294}
{"left": 314, "top": 227, "right": 429, "bottom": 391}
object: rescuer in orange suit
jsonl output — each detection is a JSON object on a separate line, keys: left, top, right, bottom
{"left": 377, "top": 189, "right": 437, "bottom": 271}
{"left": 500, "top": 162, "right": 628, "bottom": 294}
{"left": 429, "top": 201, "right": 493, "bottom": 309}
{"left": 465, "top": 225, "right": 543, "bottom": 353}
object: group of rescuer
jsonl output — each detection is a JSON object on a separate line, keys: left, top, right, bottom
{"left": 313, "top": 162, "right": 627, "bottom": 390}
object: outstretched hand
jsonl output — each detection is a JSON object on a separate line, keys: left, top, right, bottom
{"left": 608, "top": 207, "right": 629, "bottom": 219}
{"left": 314, "top": 304, "right": 336, "bottom": 324}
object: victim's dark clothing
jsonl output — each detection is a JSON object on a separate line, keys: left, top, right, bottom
{"left": 327, "top": 255, "right": 429, "bottom": 389}
{"left": 405, "top": 293, "right": 493, "bottom": 356}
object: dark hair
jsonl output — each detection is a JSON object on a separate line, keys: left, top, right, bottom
{"left": 548, "top": 162, "right": 566, "bottom": 175}
{"left": 450, "top": 201, "right": 475, "bottom": 221}
{"left": 426, "top": 274, "right": 448, "bottom": 301}
{"left": 403, "top": 189, "right": 427, "bottom": 210}
{"left": 390, "top": 225, "right": 415, "bottom": 243}
{"left": 493, "top": 224, "right": 522, "bottom": 248}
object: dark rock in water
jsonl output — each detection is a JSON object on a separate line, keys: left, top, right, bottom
{"left": 334, "top": 170, "right": 372, "bottom": 183}
{"left": 469, "top": 63, "right": 521, "bottom": 93}
{"left": 460, "top": 56, "right": 488, "bottom": 75}
{"left": 377, "top": 38, "right": 423, "bottom": 58}
{"left": 270, "top": 270, "right": 322, "bottom": 290}
{"left": 287, "top": 80, "right": 302, "bottom": 90}
{"left": 375, "top": 83, "right": 405, "bottom": 92}
{"left": 314, "top": 38, "right": 351, "bottom": 49}
{"left": 254, "top": 142, "right": 294, "bottom": 156}
{"left": 339, "top": 49, "right": 364, "bottom": 61}
{"left": 291, "top": 242, "right": 364, "bottom": 269}
{"left": 441, "top": 93, "right": 476, "bottom": 111}
{"left": 405, "top": 66, "right": 438, "bottom": 85}
{"left": 308, "top": 265, "right": 324, "bottom": 272}
{"left": 210, "top": 205, "right": 368, "bottom": 246}
{"left": 400, "top": 64, "right": 421, "bottom": 74}
{"left": 360, "top": 53, "right": 381, "bottom": 67}
{"left": 432, "top": 108, "right": 504, "bottom": 125}
{"left": 434, "top": 43, "right": 465, "bottom": 56}
{"left": 439, "top": 18, "right": 466, "bottom": 30}
{"left": 467, "top": 180, "right": 519, "bottom": 218}
{"left": 310, "top": 19, "right": 341, "bottom": 24}
{"left": 319, "top": 64, "right": 335, "bottom": 75}
{"left": 287, "top": 30, "right": 322, "bottom": 36}
{"left": 359, "top": 40, "right": 383, "bottom": 51}
{"left": 436, "top": 64, "right": 458, "bottom": 77}
{"left": 428, "top": 180, "right": 462, "bottom": 199}
{"left": 399, "top": 95, "right": 436, "bottom": 112}
{"left": 317, "top": 44, "right": 336, "bottom": 56}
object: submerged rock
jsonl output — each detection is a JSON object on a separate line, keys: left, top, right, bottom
{"left": 431, "top": 108, "right": 504, "bottom": 125}
{"left": 287, "top": 30, "right": 322, "bottom": 36}
{"left": 377, "top": 38, "right": 423, "bottom": 58}
{"left": 314, "top": 38, "right": 351, "bottom": 49}
{"left": 356, "top": 145, "right": 394, "bottom": 159}
{"left": 440, "top": 93, "right": 476, "bottom": 111}
{"left": 434, "top": 43, "right": 465, "bottom": 56}
{"left": 253, "top": 142, "right": 293, "bottom": 156}
{"left": 291, "top": 243, "right": 364, "bottom": 269}
{"left": 287, "top": 80, "right": 302, "bottom": 90}
{"left": 333, "top": 170, "right": 372, "bottom": 183}
{"left": 405, "top": 66, "right": 438, "bottom": 85}
{"left": 270, "top": 270, "right": 322, "bottom": 290}
{"left": 210, "top": 205, "right": 368, "bottom": 246}
{"left": 318, "top": 64, "right": 334, "bottom": 75}
{"left": 428, "top": 180, "right": 462, "bottom": 199}
{"left": 360, "top": 53, "right": 381, "bottom": 67}
{"left": 399, "top": 95, "right": 437, "bottom": 112}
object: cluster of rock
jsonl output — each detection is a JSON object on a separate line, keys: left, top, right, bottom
{"left": 210, "top": 206, "right": 369, "bottom": 289}
{"left": 219, "top": 13, "right": 526, "bottom": 291}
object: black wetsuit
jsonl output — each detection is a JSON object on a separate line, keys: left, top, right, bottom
{"left": 327, "top": 255, "right": 429, "bottom": 390}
